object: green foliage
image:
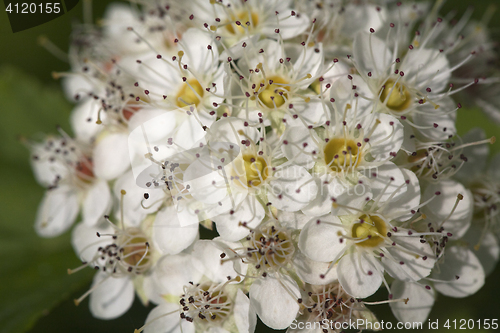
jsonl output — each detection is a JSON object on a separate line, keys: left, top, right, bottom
{"left": 0, "top": 66, "right": 93, "bottom": 333}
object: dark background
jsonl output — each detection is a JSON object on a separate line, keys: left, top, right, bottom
{"left": 0, "top": 1, "right": 499, "bottom": 332}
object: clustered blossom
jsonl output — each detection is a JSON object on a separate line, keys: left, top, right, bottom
{"left": 28, "top": 0, "right": 500, "bottom": 332}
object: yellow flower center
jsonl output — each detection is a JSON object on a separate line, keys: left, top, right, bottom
{"left": 351, "top": 215, "right": 387, "bottom": 248}
{"left": 379, "top": 80, "right": 412, "bottom": 111}
{"left": 241, "top": 154, "right": 269, "bottom": 187}
{"left": 226, "top": 11, "right": 259, "bottom": 35}
{"left": 258, "top": 76, "right": 290, "bottom": 108}
{"left": 323, "top": 138, "right": 361, "bottom": 172}
{"left": 176, "top": 78, "right": 204, "bottom": 107}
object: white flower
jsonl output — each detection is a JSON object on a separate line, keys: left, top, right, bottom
{"left": 129, "top": 28, "right": 224, "bottom": 125}
{"left": 228, "top": 38, "right": 328, "bottom": 128}
{"left": 299, "top": 169, "right": 438, "bottom": 298}
{"left": 191, "top": 0, "right": 309, "bottom": 43}
{"left": 289, "top": 282, "right": 380, "bottom": 333}
{"left": 351, "top": 31, "right": 459, "bottom": 142}
{"left": 69, "top": 215, "right": 155, "bottom": 319}
{"left": 30, "top": 135, "right": 112, "bottom": 237}
{"left": 139, "top": 239, "right": 255, "bottom": 333}
{"left": 281, "top": 109, "right": 405, "bottom": 216}
{"left": 186, "top": 117, "right": 317, "bottom": 241}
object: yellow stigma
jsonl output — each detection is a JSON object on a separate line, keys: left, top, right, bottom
{"left": 379, "top": 80, "right": 411, "bottom": 111}
{"left": 241, "top": 154, "right": 269, "bottom": 187}
{"left": 258, "top": 76, "right": 290, "bottom": 108}
{"left": 323, "top": 138, "right": 361, "bottom": 172}
{"left": 176, "top": 78, "right": 204, "bottom": 107}
{"left": 226, "top": 11, "right": 259, "bottom": 35}
{"left": 351, "top": 215, "right": 387, "bottom": 248}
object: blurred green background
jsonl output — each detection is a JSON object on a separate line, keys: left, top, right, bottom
{"left": 0, "top": 1, "right": 499, "bottom": 332}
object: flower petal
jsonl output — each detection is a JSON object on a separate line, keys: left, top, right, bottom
{"left": 337, "top": 252, "right": 383, "bottom": 298}
{"left": 421, "top": 179, "right": 473, "bottom": 238}
{"left": 432, "top": 246, "right": 485, "bottom": 298}
{"left": 268, "top": 165, "right": 318, "bottom": 212}
{"left": 89, "top": 273, "right": 134, "bottom": 320}
{"left": 299, "top": 215, "right": 345, "bottom": 263}
{"left": 94, "top": 132, "right": 130, "bottom": 180}
{"left": 144, "top": 303, "right": 195, "bottom": 333}
{"left": 35, "top": 185, "right": 79, "bottom": 237}
{"left": 213, "top": 196, "right": 265, "bottom": 242}
{"left": 249, "top": 275, "right": 300, "bottom": 329}
{"left": 82, "top": 179, "right": 112, "bottom": 227}
{"left": 153, "top": 205, "right": 199, "bottom": 255}
{"left": 234, "top": 289, "right": 257, "bottom": 333}
{"left": 390, "top": 280, "right": 435, "bottom": 324}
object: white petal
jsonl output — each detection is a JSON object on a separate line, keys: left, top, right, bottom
{"left": 380, "top": 168, "right": 421, "bottom": 221}
{"left": 153, "top": 205, "right": 199, "bottom": 255}
{"left": 89, "top": 273, "right": 134, "bottom": 319}
{"left": 463, "top": 224, "right": 500, "bottom": 276}
{"left": 362, "top": 113, "right": 404, "bottom": 162}
{"left": 390, "top": 280, "right": 435, "bottom": 324}
{"left": 213, "top": 196, "right": 265, "bottom": 242}
{"left": 191, "top": 240, "right": 240, "bottom": 283}
{"left": 206, "top": 117, "right": 259, "bottom": 146}
{"left": 337, "top": 252, "right": 383, "bottom": 298}
{"left": 401, "top": 48, "right": 450, "bottom": 93}
{"left": 281, "top": 126, "right": 317, "bottom": 169}
{"left": 293, "top": 251, "right": 338, "bottom": 285}
{"left": 234, "top": 289, "right": 257, "bottom": 333}
{"left": 268, "top": 165, "right": 318, "bottom": 212}
{"left": 412, "top": 98, "right": 456, "bottom": 141}
{"left": 353, "top": 32, "right": 392, "bottom": 78}
{"left": 382, "top": 234, "right": 436, "bottom": 281}
{"left": 273, "top": 12, "right": 309, "bottom": 40}
{"left": 152, "top": 253, "right": 204, "bottom": 297}
{"left": 94, "top": 132, "right": 130, "bottom": 180}
{"left": 70, "top": 99, "right": 103, "bottom": 142}
{"left": 361, "top": 161, "right": 406, "bottom": 204}
{"left": 114, "top": 170, "right": 164, "bottom": 226}
{"left": 299, "top": 176, "right": 333, "bottom": 217}
{"left": 179, "top": 29, "right": 218, "bottom": 75}
{"left": 299, "top": 215, "right": 345, "bottom": 263}
{"left": 421, "top": 179, "right": 473, "bottom": 238}
{"left": 144, "top": 303, "right": 195, "bottom": 333}
{"left": 71, "top": 222, "right": 114, "bottom": 263}
{"left": 342, "top": 5, "right": 385, "bottom": 35}
{"left": 249, "top": 275, "right": 300, "bottom": 330}
{"left": 82, "top": 179, "right": 111, "bottom": 227}
{"left": 432, "top": 246, "right": 485, "bottom": 298}
{"left": 328, "top": 176, "right": 373, "bottom": 216}
{"left": 35, "top": 185, "right": 79, "bottom": 237}
{"left": 277, "top": 211, "right": 311, "bottom": 230}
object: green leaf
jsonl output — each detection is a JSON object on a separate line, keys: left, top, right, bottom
{"left": 0, "top": 65, "right": 92, "bottom": 333}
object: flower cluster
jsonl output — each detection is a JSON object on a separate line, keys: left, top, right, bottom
{"left": 29, "top": 0, "right": 500, "bottom": 332}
